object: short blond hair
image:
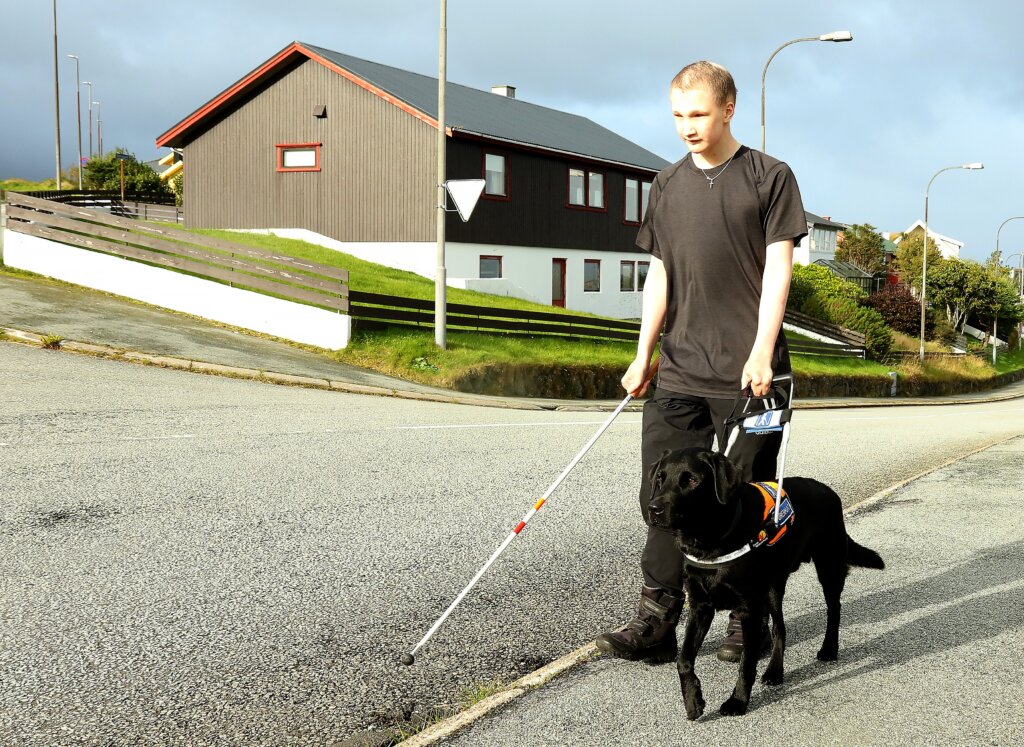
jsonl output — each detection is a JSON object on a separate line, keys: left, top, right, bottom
{"left": 670, "top": 61, "right": 737, "bottom": 106}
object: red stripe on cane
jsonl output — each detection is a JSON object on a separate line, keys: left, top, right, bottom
{"left": 513, "top": 521, "right": 527, "bottom": 534}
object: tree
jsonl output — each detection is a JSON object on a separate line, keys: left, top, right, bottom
{"left": 979, "top": 274, "right": 1024, "bottom": 335}
{"left": 862, "top": 284, "right": 922, "bottom": 335}
{"left": 891, "top": 233, "right": 943, "bottom": 298}
{"left": 835, "top": 223, "right": 886, "bottom": 274}
{"left": 83, "top": 149, "right": 171, "bottom": 196}
{"left": 928, "top": 258, "right": 995, "bottom": 332}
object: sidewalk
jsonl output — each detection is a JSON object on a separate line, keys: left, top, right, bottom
{"left": 3, "top": 271, "right": 1024, "bottom": 412}
{"left": 419, "top": 435, "right": 1024, "bottom": 747}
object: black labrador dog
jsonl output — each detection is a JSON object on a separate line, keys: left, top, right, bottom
{"left": 646, "top": 447, "right": 884, "bottom": 720}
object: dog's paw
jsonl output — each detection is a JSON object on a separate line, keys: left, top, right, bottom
{"left": 816, "top": 646, "right": 838, "bottom": 662}
{"left": 683, "top": 687, "right": 705, "bottom": 721}
{"left": 718, "top": 696, "right": 748, "bottom": 717}
{"left": 761, "top": 667, "right": 784, "bottom": 686}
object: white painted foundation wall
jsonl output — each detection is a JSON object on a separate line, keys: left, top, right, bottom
{"left": 245, "top": 229, "right": 646, "bottom": 320}
{"left": 3, "top": 230, "right": 352, "bottom": 350}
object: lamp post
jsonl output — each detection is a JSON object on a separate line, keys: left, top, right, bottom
{"left": 83, "top": 81, "right": 93, "bottom": 158}
{"left": 919, "top": 163, "right": 984, "bottom": 361}
{"left": 1004, "top": 252, "right": 1024, "bottom": 351}
{"left": 995, "top": 216, "right": 1024, "bottom": 258}
{"left": 435, "top": 0, "right": 447, "bottom": 349}
{"left": 51, "top": 0, "right": 62, "bottom": 185}
{"left": 67, "top": 54, "right": 82, "bottom": 189}
{"left": 761, "top": 30, "right": 852, "bottom": 153}
{"left": 93, "top": 100, "right": 102, "bottom": 157}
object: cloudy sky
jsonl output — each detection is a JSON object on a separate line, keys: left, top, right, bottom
{"left": 3, "top": 1, "right": 1023, "bottom": 263}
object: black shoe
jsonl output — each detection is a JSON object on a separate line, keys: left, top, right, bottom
{"left": 595, "top": 586, "right": 684, "bottom": 663}
{"left": 716, "top": 611, "right": 771, "bottom": 663}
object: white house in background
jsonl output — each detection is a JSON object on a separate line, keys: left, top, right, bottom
{"left": 894, "top": 221, "right": 964, "bottom": 259}
{"left": 793, "top": 212, "right": 845, "bottom": 265}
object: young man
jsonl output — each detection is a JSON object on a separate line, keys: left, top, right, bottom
{"left": 595, "top": 61, "right": 807, "bottom": 663}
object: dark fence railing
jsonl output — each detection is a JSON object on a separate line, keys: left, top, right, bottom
{"left": 350, "top": 291, "right": 870, "bottom": 355}
{"left": 349, "top": 290, "right": 638, "bottom": 341}
{"left": 10, "top": 189, "right": 183, "bottom": 224}
{"left": 5, "top": 192, "right": 348, "bottom": 313}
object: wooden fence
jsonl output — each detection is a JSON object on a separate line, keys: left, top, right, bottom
{"left": 13, "top": 189, "right": 183, "bottom": 224}
{"left": 5, "top": 192, "right": 348, "bottom": 313}
{"left": 349, "top": 290, "right": 639, "bottom": 341}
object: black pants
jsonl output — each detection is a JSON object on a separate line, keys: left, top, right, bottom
{"left": 639, "top": 388, "right": 783, "bottom": 592}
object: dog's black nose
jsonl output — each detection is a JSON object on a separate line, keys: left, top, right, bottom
{"left": 649, "top": 499, "right": 667, "bottom": 524}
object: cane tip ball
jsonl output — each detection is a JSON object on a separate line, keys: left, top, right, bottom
{"left": 400, "top": 653, "right": 415, "bottom": 666}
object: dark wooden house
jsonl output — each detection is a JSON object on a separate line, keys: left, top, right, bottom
{"left": 156, "top": 42, "right": 669, "bottom": 317}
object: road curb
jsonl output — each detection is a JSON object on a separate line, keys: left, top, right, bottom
{"left": 3, "top": 325, "right": 1023, "bottom": 412}
{"left": 400, "top": 645, "right": 599, "bottom": 747}
{"left": 392, "top": 433, "right": 1024, "bottom": 745}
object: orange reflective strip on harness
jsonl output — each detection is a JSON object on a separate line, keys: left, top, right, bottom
{"left": 751, "top": 481, "right": 793, "bottom": 546}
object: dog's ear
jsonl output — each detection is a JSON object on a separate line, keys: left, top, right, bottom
{"left": 705, "top": 452, "right": 741, "bottom": 505}
{"left": 647, "top": 450, "right": 672, "bottom": 500}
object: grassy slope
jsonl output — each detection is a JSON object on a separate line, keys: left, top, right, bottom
{"left": 188, "top": 229, "right": 901, "bottom": 387}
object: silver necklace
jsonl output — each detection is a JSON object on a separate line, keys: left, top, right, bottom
{"left": 697, "top": 150, "right": 738, "bottom": 189}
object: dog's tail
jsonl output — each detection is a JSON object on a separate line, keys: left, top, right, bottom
{"left": 847, "top": 536, "right": 885, "bottom": 570}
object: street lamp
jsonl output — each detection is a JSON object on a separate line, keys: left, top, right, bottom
{"left": 761, "top": 30, "right": 853, "bottom": 153}
{"left": 1005, "top": 252, "right": 1024, "bottom": 351}
{"left": 67, "top": 54, "right": 82, "bottom": 189}
{"left": 996, "top": 216, "right": 1024, "bottom": 257}
{"left": 919, "top": 163, "right": 985, "bottom": 361}
{"left": 82, "top": 81, "right": 93, "bottom": 157}
{"left": 93, "top": 100, "right": 102, "bottom": 157}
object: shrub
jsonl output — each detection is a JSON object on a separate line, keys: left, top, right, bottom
{"left": 802, "top": 294, "right": 893, "bottom": 358}
{"left": 789, "top": 264, "right": 865, "bottom": 311}
{"left": 862, "top": 284, "right": 921, "bottom": 335}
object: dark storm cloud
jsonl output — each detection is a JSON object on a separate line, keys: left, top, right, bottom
{"left": 2, "top": 0, "right": 1023, "bottom": 259}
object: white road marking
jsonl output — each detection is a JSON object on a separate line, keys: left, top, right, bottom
{"left": 398, "top": 420, "right": 643, "bottom": 431}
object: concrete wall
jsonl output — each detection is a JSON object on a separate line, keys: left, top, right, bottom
{"left": 242, "top": 229, "right": 646, "bottom": 319}
{"left": 3, "top": 230, "right": 351, "bottom": 350}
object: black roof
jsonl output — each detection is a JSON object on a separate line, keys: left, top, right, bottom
{"left": 814, "top": 259, "right": 874, "bottom": 278}
{"left": 300, "top": 43, "right": 669, "bottom": 172}
{"left": 805, "top": 211, "right": 846, "bottom": 229}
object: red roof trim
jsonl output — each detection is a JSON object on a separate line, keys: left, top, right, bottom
{"left": 155, "top": 42, "right": 443, "bottom": 148}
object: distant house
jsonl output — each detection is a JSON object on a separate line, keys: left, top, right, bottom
{"left": 155, "top": 41, "right": 669, "bottom": 319}
{"left": 793, "top": 212, "right": 845, "bottom": 265}
{"left": 895, "top": 221, "right": 964, "bottom": 259}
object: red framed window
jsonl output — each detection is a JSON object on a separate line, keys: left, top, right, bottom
{"left": 479, "top": 255, "right": 503, "bottom": 278}
{"left": 482, "top": 153, "right": 510, "bottom": 200}
{"left": 638, "top": 260, "right": 650, "bottom": 291}
{"left": 624, "top": 177, "right": 653, "bottom": 224}
{"left": 276, "top": 142, "right": 321, "bottom": 172}
{"left": 568, "top": 167, "right": 606, "bottom": 211}
{"left": 584, "top": 259, "right": 601, "bottom": 292}
{"left": 619, "top": 260, "right": 651, "bottom": 292}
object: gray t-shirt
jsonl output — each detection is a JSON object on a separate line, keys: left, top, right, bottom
{"left": 637, "top": 146, "right": 807, "bottom": 398}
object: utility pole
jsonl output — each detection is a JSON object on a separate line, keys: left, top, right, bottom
{"left": 434, "top": 0, "right": 447, "bottom": 349}
{"left": 52, "top": 0, "right": 62, "bottom": 185}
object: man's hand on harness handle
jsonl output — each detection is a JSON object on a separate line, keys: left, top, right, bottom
{"left": 622, "top": 356, "right": 661, "bottom": 398}
{"left": 741, "top": 351, "right": 774, "bottom": 398}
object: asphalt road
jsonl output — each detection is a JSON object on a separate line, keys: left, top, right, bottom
{"left": 2, "top": 343, "right": 1024, "bottom": 745}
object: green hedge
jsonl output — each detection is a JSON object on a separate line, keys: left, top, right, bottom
{"left": 789, "top": 264, "right": 866, "bottom": 311}
{"left": 803, "top": 295, "right": 894, "bottom": 358}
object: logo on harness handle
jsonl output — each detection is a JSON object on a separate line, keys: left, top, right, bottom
{"left": 743, "top": 410, "right": 784, "bottom": 433}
